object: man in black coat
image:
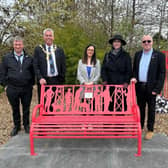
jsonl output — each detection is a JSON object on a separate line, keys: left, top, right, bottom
{"left": 132, "top": 35, "right": 165, "bottom": 140}
{"left": 0, "top": 36, "right": 35, "bottom": 136}
{"left": 33, "top": 28, "right": 66, "bottom": 102}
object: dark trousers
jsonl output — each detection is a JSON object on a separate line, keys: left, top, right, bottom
{"left": 37, "top": 76, "right": 63, "bottom": 103}
{"left": 136, "top": 83, "right": 156, "bottom": 131}
{"left": 6, "top": 85, "right": 33, "bottom": 128}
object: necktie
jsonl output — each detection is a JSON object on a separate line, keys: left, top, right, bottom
{"left": 48, "top": 46, "right": 55, "bottom": 74}
{"left": 17, "top": 56, "right": 22, "bottom": 72}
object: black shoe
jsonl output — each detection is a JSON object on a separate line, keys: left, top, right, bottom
{"left": 10, "top": 127, "right": 21, "bottom": 136}
{"left": 24, "top": 126, "right": 30, "bottom": 134}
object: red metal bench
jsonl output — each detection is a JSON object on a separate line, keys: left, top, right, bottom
{"left": 162, "top": 51, "right": 168, "bottom": 98}
{"left": 30, "top": 82, "right": 142, "bottom": 156}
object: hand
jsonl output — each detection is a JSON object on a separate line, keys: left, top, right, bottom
{"left": 39, "top": 78, "right": 47, "bottom": 85}
{"left": 87, "top": 82, "right": 93, "bottom": 85}
{"left": 152, "top": 91, "right": 157, "bottom": 95}
{"left": 84, "top": 82, "right": 93, "bottom": 85}
{"left": 4, "top": 86, "right": 7, "bottom": 91}
{"left": 131, "top": 78, "right": 137, "bottom": 83}
{"left": 102, "top": 81, "right": 107, "bottom": 85}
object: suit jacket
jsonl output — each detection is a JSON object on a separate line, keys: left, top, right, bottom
{"left": 101, "top": 49, "right": 132, "bottom": 85}
{"left": 77, "top": 59, "right": 100, "bottom": 84}
{"left": 33, "top": 44, "right": 66, "bottom": 83}
{"left": 133, "top": 49, "right": 165, "bottom": 94}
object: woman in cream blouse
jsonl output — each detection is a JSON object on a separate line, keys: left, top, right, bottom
{"left": 77, "top": 44, "right": 100, "bottom": 85}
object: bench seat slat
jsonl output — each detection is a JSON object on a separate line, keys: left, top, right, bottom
{"left": 31, "top": 124, "right": 139, "bottom": 128}
{"left": 32, "top": 135, "right": 138, "bottom": 139}
{"left": 34, "top": 116, "right": 137, "bottom": 123}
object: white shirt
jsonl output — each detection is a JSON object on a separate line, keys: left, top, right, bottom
{"left": 46, "top": 44, "right": 58, "bottom": 77}
{"left": 14, "top": 51, "right": 24, "bottom": 64}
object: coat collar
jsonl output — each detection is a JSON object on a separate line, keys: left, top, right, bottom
{"left": 138, "top": 49, "right": 156, "bottom": 59}
{"left": 10, "top": 49, "right": 28, "bottom": 58}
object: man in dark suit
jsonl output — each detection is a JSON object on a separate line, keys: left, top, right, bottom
{"left": 0, "top": 36, "right": 35, "bottom": 136}
{"left": 33, "top": 28, "right": 66, "bottom": 102}
{"left": 132, "top": 35, "right": 165, "bottom": 140}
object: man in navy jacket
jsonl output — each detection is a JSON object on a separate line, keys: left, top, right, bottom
{"left": 0, "top": 36, "right": 35, "bottom": 136}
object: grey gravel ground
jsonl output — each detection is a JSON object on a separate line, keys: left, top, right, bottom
{"left": 0, "top": 133, "right": 168, "bottom": 168}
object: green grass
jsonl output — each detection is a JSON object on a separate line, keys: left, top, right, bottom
{"left": 0, "top": 86, "right": 4, "bottom": 94}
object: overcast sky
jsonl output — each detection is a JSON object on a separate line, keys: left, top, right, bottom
{"left": 0, "top": 0, "right": 14, "bottom": 6}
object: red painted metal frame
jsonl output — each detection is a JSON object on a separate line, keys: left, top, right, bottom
{"left": 30, "top": 82, "right": 141, "bottom": 156}
{"left": 162, "top": 51, "right": 168, "bottom": 98}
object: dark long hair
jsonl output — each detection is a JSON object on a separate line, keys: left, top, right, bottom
{"left": 82, "top": 44, "right": 97, "bottom": 66}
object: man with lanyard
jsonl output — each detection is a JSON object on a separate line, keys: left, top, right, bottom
{"left": 132, "top": 35, "right": 165, "bottom": 140}
{"left": 0, "top": 36, "right": 35, "bottom": 136}
{"left": 33, "top": 28, "right": 66, "bottom": 102}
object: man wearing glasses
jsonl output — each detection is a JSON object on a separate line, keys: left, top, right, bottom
{"left": 132, "top": 35, "right": 165, "bottom": 140}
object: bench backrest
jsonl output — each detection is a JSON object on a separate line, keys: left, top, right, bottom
{"left": 39, "top": 83, "right": 136, "bottom": 117}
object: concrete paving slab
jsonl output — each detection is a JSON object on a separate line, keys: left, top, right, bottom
{"left": 0, "top": 131, "right": 168, "bottom": 168}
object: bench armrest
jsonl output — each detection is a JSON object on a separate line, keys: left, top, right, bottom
{"left": 132, "top": 104, "right": 141, "bottom": 122}
{"left": 32, "top": 104, "right": 43, "bottom": 122}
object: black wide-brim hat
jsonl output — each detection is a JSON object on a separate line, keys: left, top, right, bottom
{"left": 109, "top": 34, "right": 126, "bottom": 45}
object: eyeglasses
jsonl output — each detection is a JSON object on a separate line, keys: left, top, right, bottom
{"left": 142, "top": 40, "right": 151, "bottom": 43}
{"left": 87, "top": 49, "right": 94, "bottom": 52}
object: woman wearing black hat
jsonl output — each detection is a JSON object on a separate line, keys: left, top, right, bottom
{"left": 101, "top": 34, "right": 132, "bottom": 111}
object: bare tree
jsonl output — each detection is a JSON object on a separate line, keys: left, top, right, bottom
{"left": 157, "top": 0, "right": 168, "bottom": 48}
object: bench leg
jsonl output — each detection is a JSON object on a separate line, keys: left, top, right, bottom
{"left": 30, "top": 133, "right": 37, "bottom": 156}
{"left": 135, "top": 128, "right": 142, "bottom": 157}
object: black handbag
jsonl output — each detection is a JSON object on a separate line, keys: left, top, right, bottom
{"left": 155, "top": 95, "right": 168, "bottom": 113}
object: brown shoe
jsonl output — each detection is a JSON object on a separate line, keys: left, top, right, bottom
{"left": 144, "top": 131, "right": 154, "bottom": 140}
